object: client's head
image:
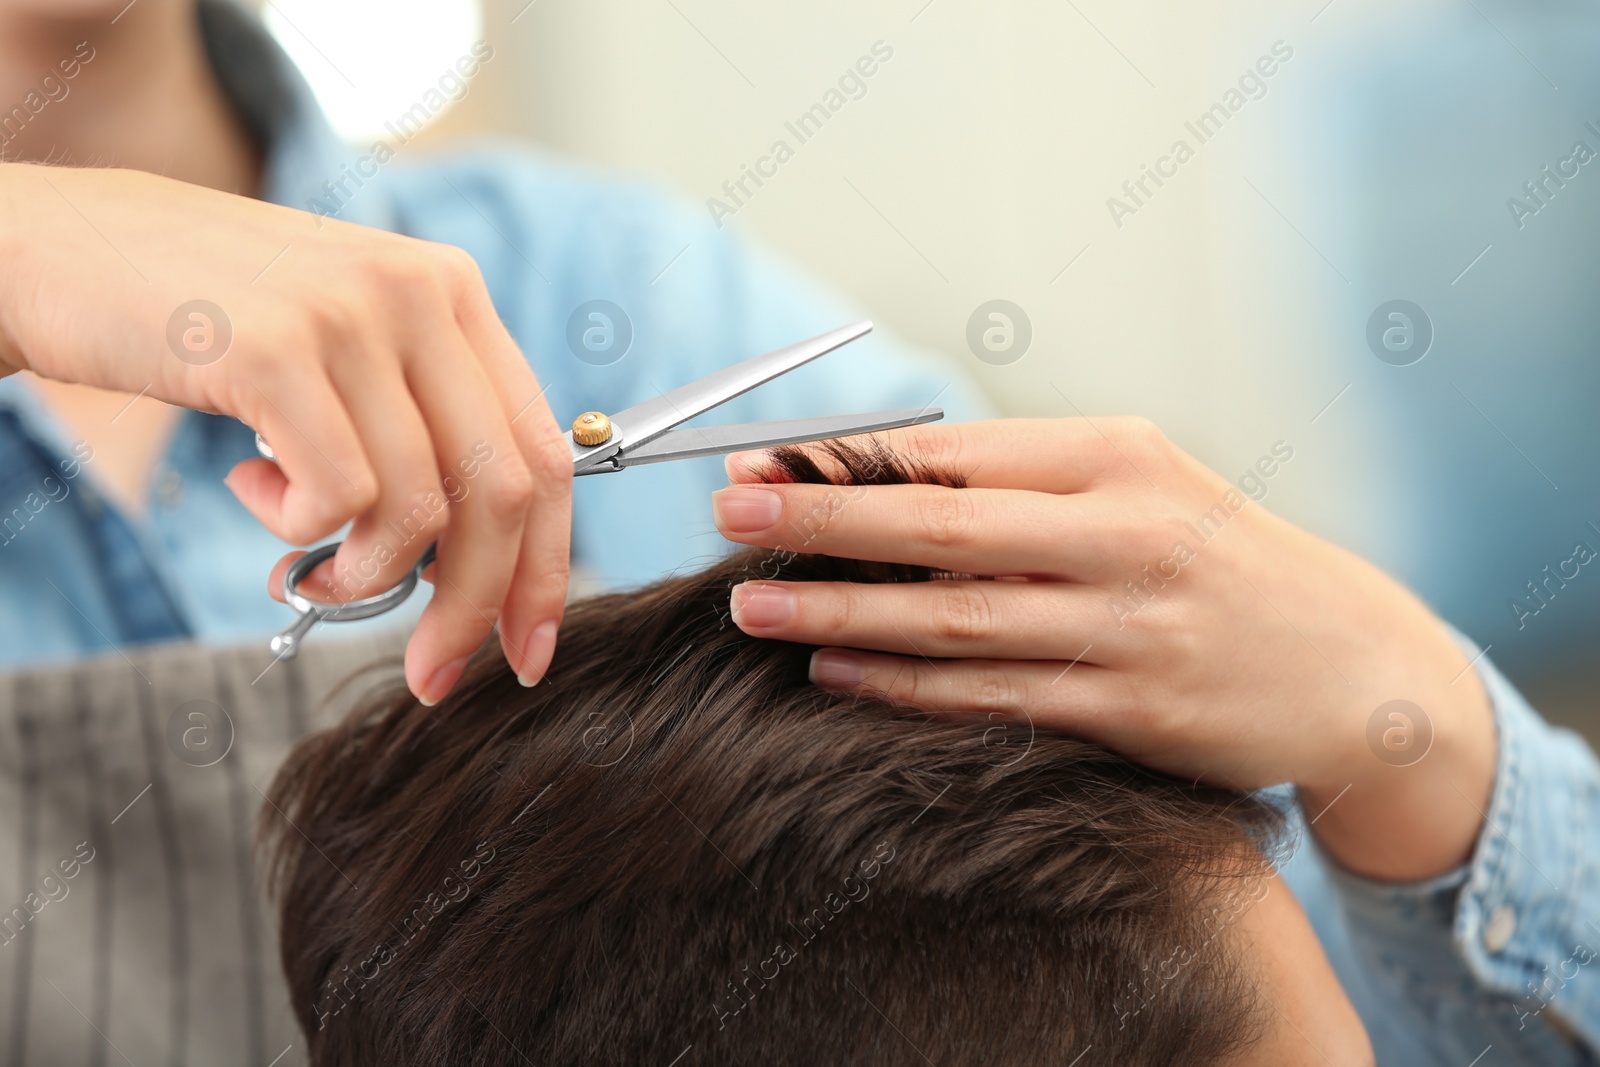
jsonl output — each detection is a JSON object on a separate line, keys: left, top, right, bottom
{"left": 261, "top": 442, "right": 1352, "bottom": 1066}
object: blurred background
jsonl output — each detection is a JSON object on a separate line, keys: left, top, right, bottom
{"left": 266, "top": 0, "right": 1600, "bottom": 736}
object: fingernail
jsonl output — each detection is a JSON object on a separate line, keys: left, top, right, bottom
{"left": 517, "top": 620, "right": 559, "bottom": 687}
{"left": 730, "top": 582, "right": 795, "bottom": 630}
{"left": 712, "top": 486, "right": 783, "bottom": 532}
{"left": 419, "top": 655, "right": 470, "bottom": 707}
{"left": 810, "top": 650, "right": 864, "bottom": 688}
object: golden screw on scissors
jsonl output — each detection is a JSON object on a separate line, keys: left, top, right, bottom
{"left": 571, "top": 412, "right": 613, "bottom": 446}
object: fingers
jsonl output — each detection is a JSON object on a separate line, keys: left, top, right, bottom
{"left": 712, "top": 481, "right": 1129, "bottom": 579}
{"left": 806, "top": 649, "right": 1124, "bottom": 736}
{"left": 724, "top": 417, "right": 1169, "bottom": 493}
{"left": 226, "top": 371, "right": 378, "bottom": 545}
{"left": 441, "top": 249, "right": 572, "bottom": 687}
{"left": 730, "top": 579, "right": 1113, "bottom": 661}
{"left": 492, "top": 411, "right": 571, "bottom": 688}
{"left": 265, "top": 549, "right": 355, "bottom": 605}
{"left": 321, "top": 356, "right": 446, "bottom": 599}
{"left": 806, "top": 649, "right": 1222, "bottom": 781}
{"left": 265, "top": 551, "right": 305, "bottom": 603}
{"left": 239, "top": 243, "right": 575, "bottom": 705}
{"left": 401, "top": 321, "right": 534, "bottom": 705}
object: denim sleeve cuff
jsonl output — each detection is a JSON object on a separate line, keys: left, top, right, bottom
{"left": 1319, "top": 632, "right": 1600, "bottom": 1054}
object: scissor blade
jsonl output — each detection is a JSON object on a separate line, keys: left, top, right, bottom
{"left": 609, "top": 408, "right": 944, "bottom": 468}
{"left": 605, "top": 320, "right": 873, "bottom": 456}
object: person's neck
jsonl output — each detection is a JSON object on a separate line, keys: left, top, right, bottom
{"left": 0, "top": 0, "right": 261, "bottom": 196}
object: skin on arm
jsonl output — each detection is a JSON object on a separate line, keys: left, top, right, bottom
{"left": 712, "top": 419, "right": 1497, "bottom": 882}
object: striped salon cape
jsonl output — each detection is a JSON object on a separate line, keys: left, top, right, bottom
{"left": 0, "top": 628, "right": 408, "bottom": 1067}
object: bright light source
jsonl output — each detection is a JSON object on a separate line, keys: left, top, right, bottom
{"left": 263, "top": 0, "right": 485, "bottom": 143}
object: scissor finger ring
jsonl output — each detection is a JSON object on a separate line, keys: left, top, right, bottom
{"left": 270, "top": 543, "right": 437, "bottom": 660}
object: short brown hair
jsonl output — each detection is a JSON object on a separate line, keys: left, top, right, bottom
{"left": 261, "top": 441, "right": 1284, "bottom": 1066}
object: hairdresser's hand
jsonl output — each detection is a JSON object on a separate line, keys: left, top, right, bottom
{"left": 0, "top": 164, "right": 570, "bottom": 703}
{"left": 713, "top": 418, "right": 1496, "bottom": 882}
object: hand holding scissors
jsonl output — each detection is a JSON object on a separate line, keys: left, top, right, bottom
{"left": 262, "top": 320, "right": 941, "bottom": 703}
{"left": 0, "top": 164, "right": 574, "bottom": 706}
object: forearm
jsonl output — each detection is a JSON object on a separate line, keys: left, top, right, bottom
{"left": 1292, "top": 558, "right": 1499, "bottom": 882}
{"left": 1311, "top": 643, "right": 1600, "bottom": 1059}
{"left": 1301, "top": 660, "right": 1498, "bottom": 881}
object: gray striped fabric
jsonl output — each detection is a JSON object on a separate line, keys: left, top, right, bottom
{"left": 0, "top": 628, "right": 409, "bottom": 1067}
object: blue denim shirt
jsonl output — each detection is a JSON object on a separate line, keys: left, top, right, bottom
{"left": 1, "top": 4, "right": 1596, "bottom": 1064}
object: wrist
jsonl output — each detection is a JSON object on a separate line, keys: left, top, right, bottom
{"left": 1303, "top": 614, "right": 1497, "bottom": 881}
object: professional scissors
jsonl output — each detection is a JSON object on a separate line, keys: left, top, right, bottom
{"left": 257, "top": 320, "right": 942, "bottom": 660}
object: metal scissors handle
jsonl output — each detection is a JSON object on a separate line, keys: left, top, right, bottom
{"left": 267, "top": 543, "right": 436, "bottom": 659}
{"left": 258, "top": 320, "right": 941, "bottom": 659}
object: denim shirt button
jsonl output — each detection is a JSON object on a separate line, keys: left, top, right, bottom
{"left": 1483, "top": 903, "right": 1517, "bottom": 954}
